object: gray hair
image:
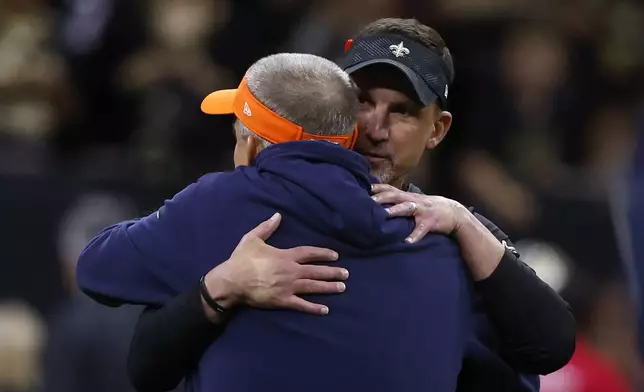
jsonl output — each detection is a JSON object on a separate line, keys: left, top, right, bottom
{"left": 237, "top": 53, "right": 358, "bottom": 148}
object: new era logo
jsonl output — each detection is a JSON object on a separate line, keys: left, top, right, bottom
{"left": 243, "top": 102, "right": 252, "bottom": 116}
{"left": 444, "top": 84, "right": 449, "bottom": 98}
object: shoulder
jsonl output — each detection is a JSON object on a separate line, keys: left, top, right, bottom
{"left": 173, "top": 170, "right": 259, "bottom": 216}
{"left": 195, "top": 171, "right": 232, "bottom": 188}
{"left": 195, "top": 169, "right": 259, "bottom": 191}
{"left": 158, "top": 172, "right": 234, "bottom": 218}
{"left": 179, "top": 171, "right": 245, "bottom": 201}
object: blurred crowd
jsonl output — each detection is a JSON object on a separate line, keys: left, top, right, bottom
{"left": 0, "top": 0, "right": 642, "bottom": 391}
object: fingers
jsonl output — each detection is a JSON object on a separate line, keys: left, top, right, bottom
{"left": 405, "top": 222, "right": 431, "bottom": 244}
{"left": 245, "top": 212, "right": 282, "bottom": 241}
{"left": 287, "top": 246, "right": 339, "bottom": 264}
{"left": 370, "top": 183, "right": 398, "bottom": 194}
{"left": 385, "top": 201, "right": 418, "bottom": 218}
{"left": 371, "top": 191, "right": 413, "bottom": 205}
{"left": 282, "top": 296, "right": 330, "bottom": 315}
{"left": 383, "top": 201, "right": 433, "bottom": 242}
{"left": 299, "top": 264, "right": 349, "bottom": 281}
{"left": 293, "top": 279, "right": 346, "bottom": 295}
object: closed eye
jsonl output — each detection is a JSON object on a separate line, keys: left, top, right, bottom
{"left": 358, "top": 91, "right": 372, "bottom": 106}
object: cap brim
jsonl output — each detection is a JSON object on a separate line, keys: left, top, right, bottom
{"left": 345, "top": 59, "right": 438, "bottom": 106}
{"left": 201, "top": 89, "right": 238, "bottom": 115}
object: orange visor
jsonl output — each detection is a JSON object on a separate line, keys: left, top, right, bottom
{"left": 201, "top": 78, "right": 358, "bottom": 149}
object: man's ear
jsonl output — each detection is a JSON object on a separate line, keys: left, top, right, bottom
{"left": 245, "top": 135, "right": 260, "bottom": 166}
{"left": 426, "top": 110, "right": 453, "bottom": 150}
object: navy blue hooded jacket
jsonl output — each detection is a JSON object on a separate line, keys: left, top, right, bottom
{"left": 77, "top": 141, "right": 473, "bottom": 392}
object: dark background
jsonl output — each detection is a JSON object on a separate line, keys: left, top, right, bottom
{"left": 0, "top": 0, "right": 641, "bottom": 391}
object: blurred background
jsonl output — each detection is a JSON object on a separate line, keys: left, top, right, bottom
{"left": 0, "top": 0, "right": 642, "bottom": 391}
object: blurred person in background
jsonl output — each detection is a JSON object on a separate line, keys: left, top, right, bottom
{"left": 0, "top": 0, "right": 67, "bottom": 173}
{"left": 81, "top": 18, "right": 574, "bottom": 392}
{"left": 584, "top": 103, "right": 636, "bottom": 189}
{"left": 285, "top": 0, "right": 400, "bottom": 59}
{"left": 207, "top": 0, "right": 313, "bottom": 81}
{"left": 456, "top": 22, "right": 589, "bottom": 235}
{"left": 452, "top": 18, "right": 634, "bottom": 287}
{"left": 40, "top": 193, "right": 172, "bottom": 392}
{"left": 118, "top": 0, "right": 235, "bottom": 184}
{"left": 0, "top": 301, "right": 45, "bottom": 392}
{"left": 49, "top": 0, "right": 146, "bottom": 166}
{"left": 540, "top": 270, "right": 639, "bottom": 392}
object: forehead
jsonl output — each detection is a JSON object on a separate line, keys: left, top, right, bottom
{"left": 350, "top": 64, "right": 422, "bottom": 105}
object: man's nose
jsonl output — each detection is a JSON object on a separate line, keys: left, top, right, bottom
{"left": 363, "top": 106, "right": 389, "bottom": 142}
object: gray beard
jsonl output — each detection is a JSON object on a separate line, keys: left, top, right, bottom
{"left": 370, "top": 164, "right": 397, "bottom": 186}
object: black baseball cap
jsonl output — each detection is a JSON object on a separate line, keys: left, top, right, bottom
{"left": 339, "top": 34, "right": 451, "bottom": 108}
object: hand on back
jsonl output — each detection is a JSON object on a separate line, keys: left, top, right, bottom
{"left": 205, "top": 213, "right": 348, "bottom": 315}
{"left": 206, "top": 185, "right": 468, "bottom": 317}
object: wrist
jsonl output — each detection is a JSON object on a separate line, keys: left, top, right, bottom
{"left": 452, "top": 211, "right": 505, "bottom": 281}
{"left": 201, "top": 264, "right": 241, "bottom": 322}
{"left": 451, "top": 202, "right": 471, "bottom": 235}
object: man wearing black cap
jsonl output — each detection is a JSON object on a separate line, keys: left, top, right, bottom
{"left": 95, "top": 18, "right": 574, "bottom": 391}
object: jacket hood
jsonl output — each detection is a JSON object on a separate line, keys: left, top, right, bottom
{"left": 248, "top": 141, "right": 412, "bottom": 249}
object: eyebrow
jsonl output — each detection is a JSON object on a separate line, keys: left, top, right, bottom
{"left": 390, "top": 100, "right": 422, "bottom": 116}
{"left": 358, "top": 87, "right": 423, "bottom": 116}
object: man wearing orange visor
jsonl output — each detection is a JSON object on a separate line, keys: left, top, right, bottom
{"left": 77, "top": 52, "right": 474, "bottom": 392}
{"left": 200, "top": 78, "right": 358, "bottom": 149}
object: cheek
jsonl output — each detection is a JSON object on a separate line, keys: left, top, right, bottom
{"left": 389, "top": 123, "right": 428, "bottom": 162}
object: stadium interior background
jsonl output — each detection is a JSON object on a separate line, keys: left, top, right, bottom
{"left": 0, "top": 0, "right": 642, "bottom": 391}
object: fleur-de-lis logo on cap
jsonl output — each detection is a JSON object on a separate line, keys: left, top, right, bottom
{"left": 389, "top": 41, "right": 410, "bottom": 58}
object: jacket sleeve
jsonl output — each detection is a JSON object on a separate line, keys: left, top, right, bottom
{"left": 472, "top": 212, "right": 577, "bottom": 375}
{"left": 76, "top": 181, "right": 204, "bottom": 307}
{"left": 127, "top": 285, "right": 224, "bottom": 392}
